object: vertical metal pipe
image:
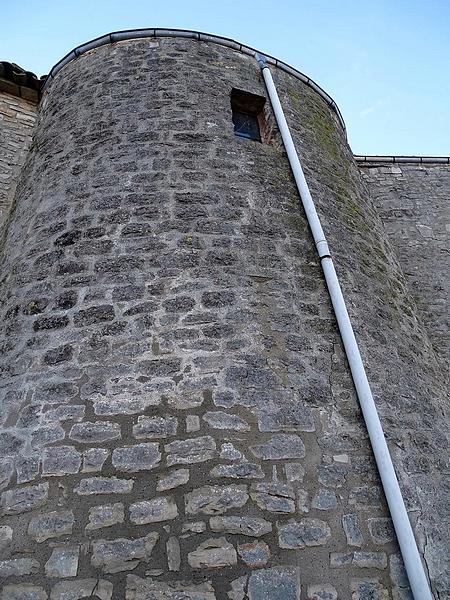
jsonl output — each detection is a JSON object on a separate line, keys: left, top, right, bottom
{"left": 256, "top": 52, "right": 433, "bottom": 600}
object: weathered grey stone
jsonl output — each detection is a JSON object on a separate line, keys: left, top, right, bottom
{"left": 91, "top": 532, "right": 159, "bottom": 573}
{"left": 165, "top": 436, "right": 216, "bottom": 466}
{"left": 297, "top": 488, "right": 309, "bottom": 513}
{"left": 69, "top": 421, "right": 121, "bottom": 443}
{"left": 0, "top": 526, "right": 13, "bottom": 552}
{"left": 125, "top": 575, "right": 216, "bottom": 600}
{"left": 74, "top": 476, "right": 133, "bottom": 495}
{"left": 112, "top": 443, "right": 161, "bottom": 472}
{"left": 0, "top": 460, "right": 13, "bottom": 491}
{"left": 43, "top": 405, "right": 85, "bottom": 423}
{"left": 390, "top": 554, "right": 413, "bottom": 600}
{"left": 31, "top": 424, "right": 66, "bottom": 448}
{"left": 220, "top": 443, "right": 243, "bottom": 460}
{"left": 49, "top": 579, "right": 113, "bottom": 600}
{"left": 86, "top": 503, "right": 124, "bottom": 531}
{"left": 227, "top": 577, "right": 247, "bottom": 600}
{"left": 28, "top": 510, "right": 74, "bottom": 542}
{"left": 129, "top": 497, "right": 178, "bottom": 524}
{"left": 247, "top": 567, "right": 300, "bottom": 600}
{"left": 278, "top": 518, "right": 331, "bottom": 548}
{"left": 15, "top": 455, "right": 40, "bottom": 484}
{"left": 1, "top": 585, "right": 48, "bottom": 600}
{"left": 92, "top": 395, "right": 161, "bottom": 416}
{"left": 0, "top": 432, "right": 25, "bottom": 456}
{"left": 167, "top": 392, "right": 204, "bottom": 410}
{"left": 250, "top": 482, "right": 296, "bottom": 514}
{"left": 45, "top": 546, "right": 79, "bottom": 578}
{"left": 317, "top": 464, "right": 347, "bottom": 488}
{"left": 1, "top": 482, "right": 49, "bottom": 515}
{"left": 368, "top": 518, "right": 396, "bottom": 544}
{"left": 156, "top": 468, "right": 190, "bottom": 491}
{"left": 185, "top": 485, "right": 248, "bottom": 515}
{"left": 330, "top": 552, "right": 353, "bottom": 567}
{"left": 0, "top": 558, "right": 40, "bottom": 577}
{"left": 166, "top": 536, "right": 181, "bottom": 571}
{"left": 133, "top": 416, "right": 178, "bottom": 439}
{"left": 188, "top": 537, "right": 237, "bottom": 568}
{"left": 181, "top": 521, "right": 206, "bottom": 534}
{"left": 312, "top": 489, "right": 337, "bottom": 511}
{"left": 182, "top": 416, "right": 198, "bottom": 435}
{"left": 82, "top": 447, "right": 109, "bottom": 472}
{"left": 342, "top": 513, "right": 364, "bottom": 547}
{"left": 307, "top": 584, "right": 338, "bottom": 600}
{"left": 210, "top": 515, "right": 272, "bottom": 537}
{"left": 284, "top": 462, "right": 305, "bottom": 482}
{"left": 203, "top": 411, "right": 250, "bottom": 431}
{"left": 258, "top": 404, "right": 315, "bottom": 432}
{"left": 250, "top": 434, "right": 305, "bottom": 460}
{"left": 349, "top": 486, "right": 383, "bottom": 508}
{"left": 350, "top": 579, "right": 390, "bottom": 600}
{"left": 353, "top": 552, "right": 388, "bottom": 569}
{"left": 210, "top": 462, "right": 265, "bottom": 479}
{"left": 42, "top": 445, "right": 81, "bottom": 476}
{"left": 237, "top": 540, "right": 270, "bottom": 567}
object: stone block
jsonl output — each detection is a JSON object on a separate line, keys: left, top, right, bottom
{"left": 86, "top": 503, "right": 124, "bottom": 531}
{"left": 112, "top": 443, "right": 161, "bottom": 472}
{"left": 165, "top": 436, "right": 216, "bottom": 466}
{"left": 247, "top": 568, "right": 301, "bottom": 600}
{"left": 237, "top": 540, "right": 270, "bottom": 567}
{"left": 278, "top": 518, "right": 331, "bottom": 548}
{"left": 250, "top": 434, "right": 305, "bottom": 460}
{"left": 185, "top": 485, "right": 248, "bottom": 515}
{"left": 74, "top": 476, "right": 133, "bottom": 495}
{"left": 209, "top": 515, "right": 272, "bottom": 537}
{"left": 45, "top": 546, "right": 79, "bottom": 577}
{"left": 91, "top": 533, "right": 159, "bottom": 573}
{"left": 129, "top": 497, "right": 178, "bottom": 524}
{"left": 156, "top": 469, "right": 190, "bottom": 491}
{"left": 1, "top": 483, "right": 49, "bottom": 515}
{"left": 49, "top": 579, "right": 113, "bottom": 600}
{"left": 28, "top": 510, "right": 74, "bottom": 542}
{"left": 188, "top": 537, "right": 237, "bottom": 568}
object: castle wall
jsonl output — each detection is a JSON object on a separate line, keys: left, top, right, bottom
{"left": 0, "top": 91, "right": 38, "bottom": 225}
{"left": 359, "top": 161, "right": 450, "bottom": 364}
{"left": 0, "top": 36, "right": 448, "bottom": 599}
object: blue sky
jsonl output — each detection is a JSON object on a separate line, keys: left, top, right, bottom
{"left": 2, "top": 0, "right": 449, "bottom": 155}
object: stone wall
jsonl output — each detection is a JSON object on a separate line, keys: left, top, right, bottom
{"left": 0, "top": 91, "right": 37, "bottom": 225}
{"left": 0, "top": 36, "right": 448, "bottom": 600}
{"left": 359, "top": 161, "right": 450, "bottom": 365}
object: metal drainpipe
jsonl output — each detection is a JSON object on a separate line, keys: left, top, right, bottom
{"left": 255, "top": 53, "right": 433, "bottom": 600}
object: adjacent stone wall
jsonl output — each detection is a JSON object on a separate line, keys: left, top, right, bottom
{"left": 0, "top": 91, "right": 37, "bottom": 225}
{"left": 0, "top": 36, "right": 448, "bottom": 600}
{"left": 359, "top": 162, "right": 450, "bottom": 365}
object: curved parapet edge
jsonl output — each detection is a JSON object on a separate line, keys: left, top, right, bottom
{"left": 41, "top": 27, "right": 347, "bottom": 135}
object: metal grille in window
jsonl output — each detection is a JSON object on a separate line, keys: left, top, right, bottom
{"left": 231, "top": 88, "right": 266, "bottom": 143}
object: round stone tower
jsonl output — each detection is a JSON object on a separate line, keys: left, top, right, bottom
{"left": 0, "top": 30, "right": 448, "bottom": 600}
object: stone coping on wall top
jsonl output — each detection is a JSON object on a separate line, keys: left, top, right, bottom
{"left": 41, "top": 27, "right": 347, "bottom": 135}
{"left": 0, "top": 61, "right": 45, "bottom": 103}
{"left": 355, "top": 155, "right": 450, "bottom": 165}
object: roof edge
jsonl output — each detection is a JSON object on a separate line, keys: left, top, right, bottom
{"left": 0, "top": 61, "right": 45, "bottom": 103}
{"left": 41, "top": 27, "right": 347, "bottom": 135}
{"left": 355, "top": 155, "right": 450, "bottom": 165}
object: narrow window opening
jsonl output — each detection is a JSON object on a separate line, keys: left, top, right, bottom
{"left": 231, "top": 88, "right": 266, "bottom": 143}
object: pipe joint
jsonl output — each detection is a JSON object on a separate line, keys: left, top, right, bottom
{"left": 255, "top": 52, "right": 268, "bottom": 70}
{"left": 316, "top": 240, "right": 331, "bottom": 258}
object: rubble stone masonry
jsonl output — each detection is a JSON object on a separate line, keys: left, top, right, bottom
{"left": 0, "top": 35, "right": 448, "bottom": 600}
{"left": 0, "top": 91, "right": 37, "bottom": 224}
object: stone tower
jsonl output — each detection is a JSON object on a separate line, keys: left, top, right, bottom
{"left": 0, "top": 30, "right": 449, "bottom": 600}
